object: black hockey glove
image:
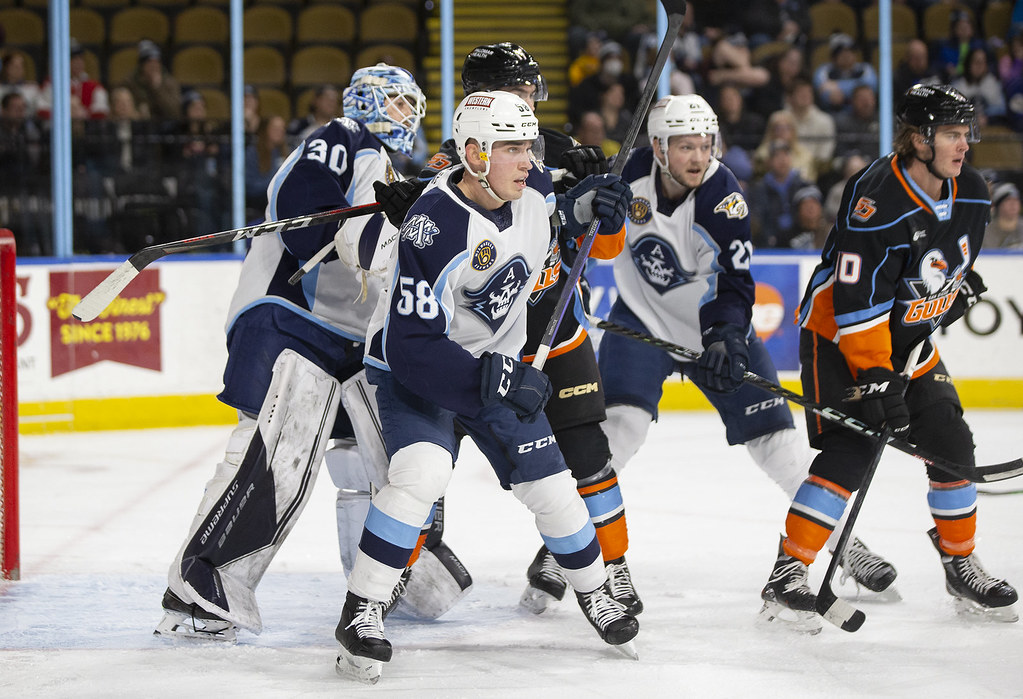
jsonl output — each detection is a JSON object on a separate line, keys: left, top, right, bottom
{"left": 480, "top": 352, "right": 552, "bottom": 423}
{"left": 696, "top": 324, "right": 749, "bottom": 393}
{"left": 373, "top": 179, "right": 427, "bottom": 229}
{"left": 847, "top": 367, "right": 910, "bottom": 436}
{"left": 557, "top": 173, "right": 633, "bottom": 240}
{"left": 558, "top": 145, "right": 609, "bottom": 189}
{"left": 940, "top": 269, "right": 986, "bottom": 328}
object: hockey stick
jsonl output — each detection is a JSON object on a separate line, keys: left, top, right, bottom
{"left": 531, "top": 0, "right": 687, "bottom": 370}
{"left": 587, "top": 315, "right": 1023, "bottom": 484}
{"left": 71, "top": 202, "right": 383, "bottom": 322}
{"left": 814, "top": 340, "right": 925, "bottom": 632}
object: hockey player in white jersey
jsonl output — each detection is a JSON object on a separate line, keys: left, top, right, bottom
{"left": 334, "top": 91, "right": 638, "bottom": 684}
{"left": 597, "top": 95, "right": 898, "bottom": 616}
{"left": 154, "top": 64, "right": 444, "bottom": 641}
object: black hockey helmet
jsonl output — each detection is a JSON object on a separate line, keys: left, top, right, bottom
{"left": 896, "top": 83, "right": 979, "bottom": 144}
{"left": 461, "top": 43, "right": 548, "bottom": 102}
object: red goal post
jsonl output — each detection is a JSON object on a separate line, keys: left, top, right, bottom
{"left": 1, "top": 229, "right": 19, "bottom": 580}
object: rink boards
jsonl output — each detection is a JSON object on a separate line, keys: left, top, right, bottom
{"left": 11, "top": 251, "right": 1023, "bottom": 433}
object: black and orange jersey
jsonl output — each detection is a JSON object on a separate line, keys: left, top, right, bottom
{"left": 797, "top": 154, "right": 990, "bottom": 378}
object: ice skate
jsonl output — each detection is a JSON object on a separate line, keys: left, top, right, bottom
{"left": 153, "top": 588, "right": 237, "bottom": 642}
{"left": 837, "top": 538, "right": 901, "bottom": 602}
{"left": 758, "top": 546, "right": 822, "bottom": 635}
{"left": 575, "top": 583, "right": 640, "bottom": 659}
{"left": 606, "top": 556, "right": 643, "bottom": 615}
{"left": 928, "top": 528, "right": 1018, "bottom": 623}
{"left": 335, "top": 591, "right": 392, "bottom": 684}
{"left": 520, "top": 545, "right": 568, "bottom": 615}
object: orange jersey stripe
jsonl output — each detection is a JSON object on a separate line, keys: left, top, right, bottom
{"left": 838, "top": 323, "right": 894, "bottom": 376}
{"left": 521, "top": 324, "right": 588, "bottom": 362}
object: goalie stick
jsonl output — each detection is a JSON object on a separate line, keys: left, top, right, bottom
{"left": 531, "top": 0, "right": 687, "bottom": 370}
{"left": 587, "top": 315, "right": 1023, "bottom": 484}
{"left": 71, "top": 202, "right": 383, "bottom": 322}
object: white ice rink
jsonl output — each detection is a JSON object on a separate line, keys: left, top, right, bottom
{"left": 2, "top": 410, "right": 1022, "bottom": 697}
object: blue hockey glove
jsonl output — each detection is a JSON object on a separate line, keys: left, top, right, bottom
{"left": 557, "top": 173, "right": 632, "bottom": 239}
{"left": 940, "top": 269, "right": 986, "bottom": 328}
{"left": 480, "top": 352, "right": 552, "bottom": 423}
{"left": 696, "top": 324, "right": 749, "bottom": 393}
{"left": 847, "top": 367, "right": 910, "bottom": 436}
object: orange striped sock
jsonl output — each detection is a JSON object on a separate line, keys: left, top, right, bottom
{"left": 578, "top": 469, "right": 628, "bottom": 562}
{"left": 783, "top": 476, "right": 850, "bottom": 565}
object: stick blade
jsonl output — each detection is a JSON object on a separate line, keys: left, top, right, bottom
{"left": 72, "top": 260, "right": 141, "bottom": 321}
{"left": 816, "top": 590, "right": 866, "bottom": 632}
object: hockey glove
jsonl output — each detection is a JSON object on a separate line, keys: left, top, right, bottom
{"left": 480, "top": 352, "right": 552, "bottom": 423}
{"left": 558, "top": 145, "right": 609, "bottom": 189}
{"left": 373, "top": 179, "right": 427, "bottom": 229}
{"left": 696, "top": 324, "right": 749, "bottom": 393}
{"left": 940, "top": 269, "right": 986, "bottom": 328}
{"left": 848, "top": 367, "right": 910, "bottom": 436}
{"left": 557, "top": 173, "right": 633, "bottom": 239}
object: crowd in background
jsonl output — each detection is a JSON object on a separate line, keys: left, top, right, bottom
{"left": 3, "top": 0, "right": 1023, "bottom": 255}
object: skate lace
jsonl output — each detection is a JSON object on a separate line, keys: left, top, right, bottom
{"left": 840, "top": 539, "right": 888, "bottom": 585}
{"left": 347, "top": 600, "right": 386, "bottom": 641}
{"left": 539, "top": 550, "right": 567, "bottom": 584}
{"left": 771, "top": 559, "right": 811, "bottom": 594}
{"left": 606, "top": 560, "right": 635, "bottom": 600}
{"left": 581, "top": 587, "right": 627, "bottom": 630}
{"left": 954, "top": 554, "right": 1005, "bottom": 594}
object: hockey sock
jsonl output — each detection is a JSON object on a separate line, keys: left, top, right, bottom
{"left": 407, "top": 504, "right": 436, "bottom": 568}
{"left": 927, "top": 479, "right": 977, "bottom": 556}
{"left": 576, "top": 466, "right": 628, "bottom": 562}
{"left": 784, "top": 476, "right": 850, "bottom": 565}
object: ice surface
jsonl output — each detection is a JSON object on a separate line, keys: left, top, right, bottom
{"left": 2, "top": 411, "right": 1021, "bottom": 697}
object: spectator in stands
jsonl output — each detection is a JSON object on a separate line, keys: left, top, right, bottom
{"left": 598, "top": 81, "right": 633, "bottom": 147}
{"left": 103, "top": 87, "right": 142, "bottom": 175}
{"left": 813, "top": 32, "right": 877, "bottom": 114}
{"left": 754, "top": 109, "right": 816, "bottom": 181}
{"left": 953, "top": 48, "right": 1007, "bottom": 127}
{"left": 893, "top": 38, "right": 942, "bottom": 98}
{"left": 783, "top": 76, "right": 836, "bottom": 176}
{"left": 706, "top": 31, "right": 771, "bottom": 91}
{"left": 123, "top": 40, "right": 181, "bottom": 124}
{"left": 569, "top": 31, "right": 604, "bottom": 86}
{"left": 288, "top": 84, "right": 340, "bottom": 141}
{"left": 749, "top": 44, "right": 807, "bottom": 118}
{"left": 245, "top": 114, "right": 290, "bottom": 218}
{"left": 0, "top": 50, "right": 42, "bottom": 118}
{"left": 177, "top": 90, "right": 228, "bottom": 237}
{"left": 37, "top": 39, "right": 109, "bottom": 121}
{"left": 632, "top": 2, "right": 703, "bottom": 92}
{"left": 573, "top": 110, "right": 620, "bottom": 157}
{"left": 985, "top": 181, "right": 1023, "bottom": 249}
{"left": 823, "top": 151, "right": 868, "bottom": 222}
{"left": 110, "top": 86, "right": 140, "bottom": 121}
{"left": 833, "top": 84, "right": 880, "bottom": 159}
{"left": 244, "top": 84, "right": 261, "bottom": 140}
{"left": 741, "top": 0, "right": 809, "bottom": 49}
{"left": 788, "top": 185, "right": 829, "bottom": 250}
{"left": 748, "top": 139, "right": 810, "bottom": 248}
{"left": 0, "top": 91, "right": 47, "bottom": 255}
{"left": 999, "top": 25, "right": 1023, "bottom": 130}
{"left": 717, "top": 82, "right": 765, "bottom": 153}
{"left": 935, "top": 9, "right": 986, "bottom": 80}
{"left": 569, "top": 41, "right": 640, "bottom": 125}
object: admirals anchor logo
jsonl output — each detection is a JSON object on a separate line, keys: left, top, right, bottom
{"left": 631, "top": 235, "right": 693, "bottom": 294}
{"left": 401, "top": 213, "right": 439, "bottom": 249}
{"left": 465, "top": 256, "right": 530, "bottom": 332}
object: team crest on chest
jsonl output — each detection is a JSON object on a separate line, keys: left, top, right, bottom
{"left": 629, "top": 197, "right": 653, "bottom": 224}
{"left": 630, "top": 235, "right": 693, "bottom": 294}
{"left": 400, "top": 213, "right": 440, "bottom": 249}
{"left": 901, "top": 244, "right": 969, "bottom": 327}
{"left": 472, "top": 240, "right": 497, "bottom": 270}
{"left": 713, "top": 192, "right": 748, "bottom": 219}
{"left": 465, "top": 256, "right": 530, "bottom": 331}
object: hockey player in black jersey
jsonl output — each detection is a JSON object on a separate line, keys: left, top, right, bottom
{"left": 761, "top": 84, "right": 1018, "bottom": 629}
{"left": 374, "top": 43, "right": 642, "bottom": 616}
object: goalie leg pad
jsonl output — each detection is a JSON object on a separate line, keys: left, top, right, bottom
{"left": 602, "top": 404, "right": 652, "bottom": 475}
{"left": 178, "top": 349, "right": 341, "bottom": 632}
{"left": 395, "top": 541, "right": 474, "bottom": 620}
{"left": 326, "top": 440, "right": 376, "bottom": 577}
{"left": 340, "top": 370, "right": 390, "bottom": 491}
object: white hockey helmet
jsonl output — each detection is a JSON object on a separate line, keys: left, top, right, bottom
{"left": 452, "top": 90, "right": 539, "bottom": 180}
{"left": 647, "top": 94, "right": 721, "bottom": 161}
{"left": 342, "top": 63, "right": 425, "bottom": 156}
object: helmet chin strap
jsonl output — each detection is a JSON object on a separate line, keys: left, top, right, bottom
{"left": 470, "top": 153, "right": 509, "bottom": 205}
{"left": 654, "top": 141, "right": 687, "bottom": 189}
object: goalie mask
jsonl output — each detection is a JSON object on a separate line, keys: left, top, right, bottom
{"left": 452, "top": 91, "right": 540, "bottom": 203}
{"left": 461, "top": 43, "right": 549, "bottom": 102}
{"left": 343, "top": 63, "right": 426, "bottom": 156}
{"left": 897, "top": 83, "right": 979, "bottom": 146}
{"left": 647, "top": 94, "right": 721, "bottom": 167}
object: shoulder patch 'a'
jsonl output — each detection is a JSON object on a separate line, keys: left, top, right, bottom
{"left": 401, "top": 213, "right": 440, "bottom": 249}
{"left": 338, "top": 116, "right": 360, "bottom": 133}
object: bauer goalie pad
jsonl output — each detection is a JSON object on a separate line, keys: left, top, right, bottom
{"left": 179, "top": 349, "right": 340, "bottom": 633}
{"left": 339, "top": 369, "right": 390, "bottom": 491}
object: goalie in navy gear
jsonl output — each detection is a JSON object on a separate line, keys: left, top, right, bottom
{"left": 596, "top": 95, "right": 898, "bottom": 625}
{"left": 760, "top": 84, "right": 1017, "bottom": 629}
{"left": 335, "top": 91, "right": 638, "bottom": 684}
{"left": 373, "top": 42, "right": 641, "bottom": 618}
{"left": 155, "top": 64, "right": 438, "bottom": 641}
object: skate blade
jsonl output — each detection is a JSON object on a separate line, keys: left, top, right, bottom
{"left": 756, "top": 601, "right": 822, "bottom": 635}
{"left": 952, "top": 597, "right": 1019, "bottom": 623}
{"left": 519, "top": 585, "right": 560, "bottom": 615}
{"left": 612, "top": 640, "right": 639, "bottom": 660}
{"left": 335, "top": 646, "right": 385, "bottom": 685}
{"left": 839, "top": 574, "right": 902, "bottom": 603}
{"left": 154, "top": 611, "right": 237, "bottom": 643}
